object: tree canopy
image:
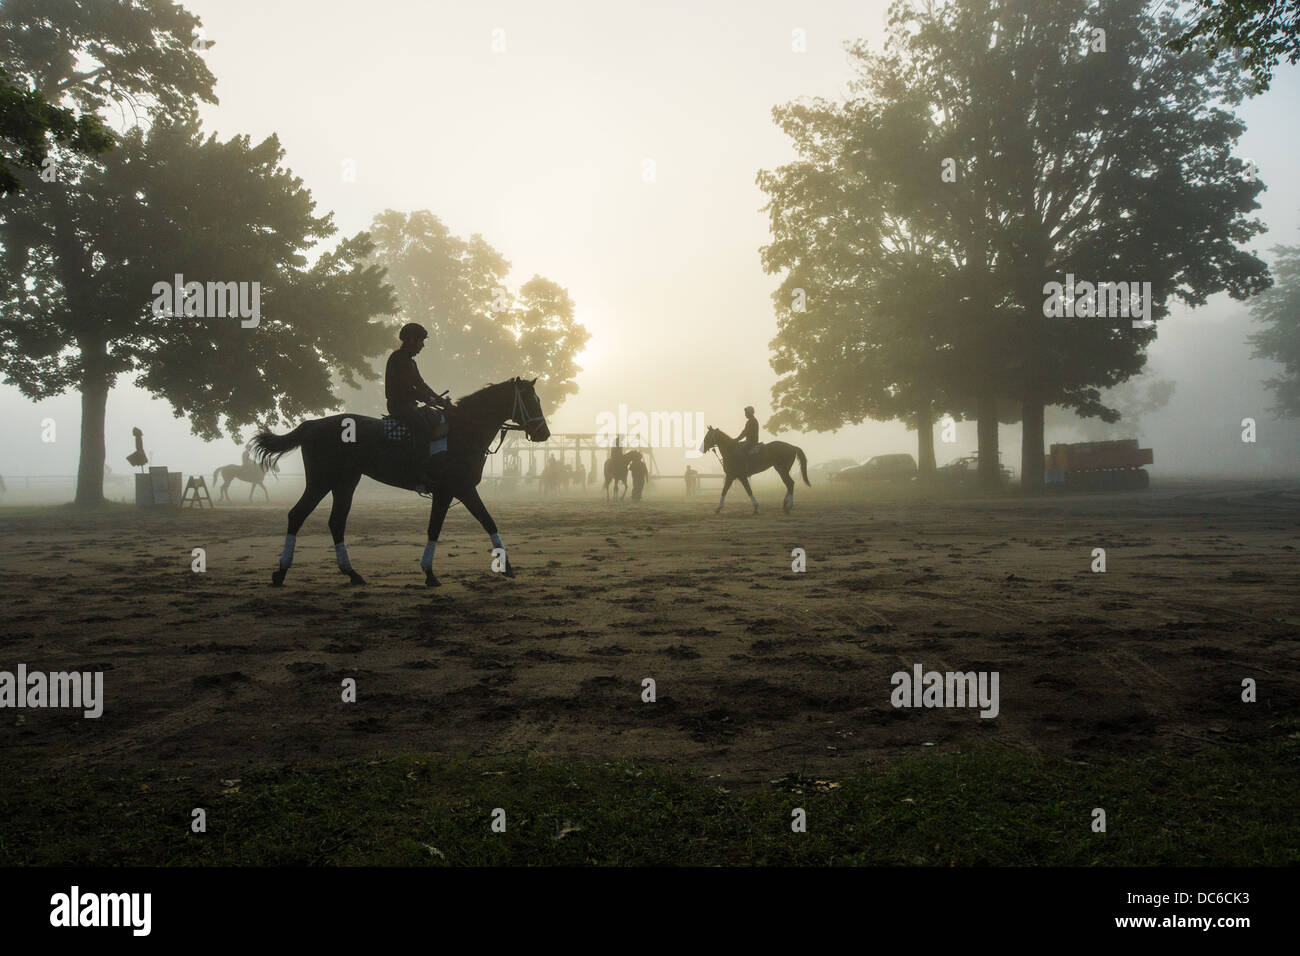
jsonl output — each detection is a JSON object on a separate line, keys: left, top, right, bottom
{"left": 342, "top": 209, "right": 589, "bottom": 411}
{"left": 0, "top": 67, "right": 113, "bottom": 195}
{"left": 1169, "top": 0, "right": 1300, "bottom": 93}
{"left": 759, "top": 0, "right": 1271, "bottom": 490}
{"left": 1249, "top": 243, "right": 1300, "bottom": 418}
{"left": 0, "top": 0, "right": 395, "bottom": 504}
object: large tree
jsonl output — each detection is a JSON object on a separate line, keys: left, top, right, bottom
{"left": 760, "top": 85, "right": 977, "bottom": 480}
{"left": 967, "top": 0, "right": 1270, "bottom": 490}
{"left": 342, "top": 209, "right": 589, "bottom": 411}
{"left": 0, "top": 1, "right": 395, "bottom": 505}
{"left": 1249, "top": 243, "right": 1300, "bottom": 417}
{"left": 760, "top": 0, "right": 1271, "bottom": 492}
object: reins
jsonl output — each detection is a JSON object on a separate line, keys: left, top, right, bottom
{"left": 704, "top": 429, "right": 730, "bottom": 473}
{"left": 438, "top": 380, "right": 543, "bottom": 456}
{"left": 416, "top": 380, "right": 543, "bottom": 506}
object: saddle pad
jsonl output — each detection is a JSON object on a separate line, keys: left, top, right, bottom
{"left": 381, "top": 417, "right": 410, "bottom": 441}
{"left": 381, "top": 412, "right": 448, "bottom": 443}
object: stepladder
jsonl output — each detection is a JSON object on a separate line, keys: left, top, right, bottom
{"left": 183, "top": 475, "right": 214, "bottom": 509}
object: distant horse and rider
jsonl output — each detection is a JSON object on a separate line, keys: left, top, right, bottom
{"left": 540, "top": 455, "right": 573, "bottom": 496}
{"left": 252, "top": 323, "right": 550, "bottom": 587}
{"left": 214, "top": 448, "right": 280, "bottom": 502}
{"left": 603, "top": 437, "right": 631, "bottom": 501}
{"left": 700, "top": 405, "right": 810, "bottom": 513}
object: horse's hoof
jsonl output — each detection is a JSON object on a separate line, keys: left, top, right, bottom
{"left": 271, "top": 568, "right": 287, "bottom": 587}
{"left": 343, "top": 569, "right": 367, "bottom": 586}
{"left": 425, "top": 571, "right": 441, "bottom": 588}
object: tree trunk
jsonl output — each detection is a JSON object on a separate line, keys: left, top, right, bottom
{"left": 977, "top": 392, "right": 1000, "bottom": 492}
{"left": 1020, "top": 398, "right": 1045, "bottom": 494}
{"left": 915, "top": 399, "right": 936, "bottom": 481}
{"left": 75, "top": 340, "right": 108, "bottom": 508}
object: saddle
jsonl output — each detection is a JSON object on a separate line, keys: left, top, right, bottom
{"left": 381, "top": 408, "right": 450, "bottom": 443}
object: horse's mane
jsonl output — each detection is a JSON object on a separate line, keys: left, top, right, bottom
{"left": 455, "top": 379, "right": 513, "bottom": 411}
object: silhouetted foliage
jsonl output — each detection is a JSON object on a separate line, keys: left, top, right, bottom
{"left": 1249, "top": 243, "right": 1300, "bottom": 417}
{"left": 760, "top": 0, "right": 1271, "bottom": 491}
{"left": 0, "top": 67, "right": 113, "bottom": 195}
{"left": 1169, "top": 0, "right": 1300, "bottom": 93}
{"left": 0, "top": 1, "right": 394, "bottom": 505}
{"left": 342, "top": 209, "right": 589, "bottom": 411}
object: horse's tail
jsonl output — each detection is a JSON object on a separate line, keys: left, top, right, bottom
{"left": 212, "top": 466, "right": 221, "bottom": 484}
{"left": 251, "top": 421, "right": 316, "bottom": 469}
{"left": 796, "top": 446, "right": 811, "bottom": 486}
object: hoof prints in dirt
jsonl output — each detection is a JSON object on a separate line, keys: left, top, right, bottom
{"left": 191, "top": 671, "right": 250, "bottom": 690}
{"left": 6, "top": 490, "right": 1299, "bottom": 781}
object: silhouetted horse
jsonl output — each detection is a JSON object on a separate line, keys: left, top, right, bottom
{"left": 604, "top": 449, "right": 630, "bottom": 501}
{"left": 214, "top": 458, "right": 278, "bottom": 502}
{"left": 251, "top": 377, "right": 549, "bottom": 587}
{"left": 699, "top": 426, "right": 810, "bottom": 514}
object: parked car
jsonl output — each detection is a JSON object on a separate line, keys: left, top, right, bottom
{"left": 832, "top": 453, "right": 918, "bottom": 483}
{"left": 812, "top": 457, "right": 858, "bottom": 477}
{"left": 936, "top": 454, "right": 1014, "bottom": 484}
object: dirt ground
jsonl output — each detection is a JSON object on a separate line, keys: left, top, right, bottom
{"left": 2, "top": 478, "right": 1297, "bottom": 787}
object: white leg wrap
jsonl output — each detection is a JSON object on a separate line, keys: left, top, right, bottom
{"left": 421, "top": 539, "right": 436, "bottom": 571}
{"left": 279, "top": 534, "right": 296, "bottom": 569}
{"left": 335, "top": 541, "right": 352, "bottom": 571}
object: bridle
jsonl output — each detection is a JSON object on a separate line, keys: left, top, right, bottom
{"left": 701, "top": 427, "right": 725, "bottom": 470}
{"left": 458, "top": 379, "right": 546, "bottom": 455}
{"left": 418, "top": 380, "right": 547, "bottom": 508}
{"left": 510, "top": 381, "right": 547, "bottom": 434}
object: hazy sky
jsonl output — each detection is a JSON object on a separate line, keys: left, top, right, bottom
{"left": 4, "top": 0, "right": 1299, "bottom": 482}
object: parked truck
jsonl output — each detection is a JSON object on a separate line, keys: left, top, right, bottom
{"left": 1044, "top": 439, "right": 1153, "bottom": 491}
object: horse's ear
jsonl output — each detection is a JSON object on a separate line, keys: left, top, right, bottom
{"left": 530, "top": 377, "right": 537, "bottom": 386}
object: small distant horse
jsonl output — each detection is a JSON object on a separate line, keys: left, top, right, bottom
{"left": 699, "top": 426, "right": 810, "bottom": 514}
{"left": 214, "top": 457, "right": 279, "bottom": 502}
{"left": 251, "top": 377, "right": 549, "bottom": 587}
{"left": 604, "top": 448, "right": 630, "bottom": 501}
{"left": 540, "top": 456, "right": 570, "bottom": 496}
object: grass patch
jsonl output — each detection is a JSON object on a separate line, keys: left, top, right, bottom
{"left": 2, "top": 737, "right": 1296, "bottom": 866}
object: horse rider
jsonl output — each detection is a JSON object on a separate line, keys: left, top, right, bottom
{"left": 386, "top": 322, "right": 452, "bottom": 480}
{"left": 734, "top": 406, "right": 760, "bottom": 454}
